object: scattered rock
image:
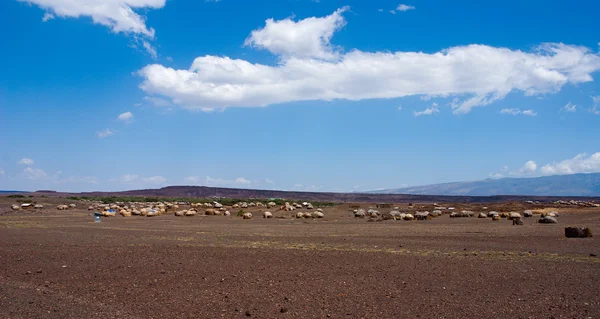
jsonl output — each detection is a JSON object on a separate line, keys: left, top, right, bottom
{"left": 538, "top": 216, "right": 558, "bottom": 224}
{"left": 564, "top": 227, "right": 592, "bottom": 238}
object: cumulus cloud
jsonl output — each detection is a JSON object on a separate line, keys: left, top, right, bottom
{"left": 185, "top": 176, "right": 256, "bottom": 187}
{"left": 561, "top": 102, "right": 577, "bottom": 112}
{"left": 204, "top": 176, "right": 254, "bottom": 187}
{"left": 144, "top": 96, "right": 171, "bottom": 107}
{"left": 235, "top": 177, "right": 251, "bottom": 185}
{"left": 396, "top": 4, "right": 415, "bottom": 12}
{"left": 244, "top": 7, "right": 348, "bottom": 60}
{"left": 23, "top": 167, "right": 48, "bottom": 180}
{"left": 17, "top": 158, "right": 34, "bottom": 165}
{"left": 500, "top": 108, "right": 537, "bottom": 116}
{"left": 42, "top": 12, "right": 54, "bottom": 21}
{"left": 540, "top": 153, "right": 600, "bottom": 175}
{"left": 591, "top": 96, "right": 600, "bottom": 115}
{"left": 117, "top": 111, "right": 134, "bottom": 122}
{"left": 97, "top": 128, "right": 113, "bottom": 138}
{"left": 21, "top": 0, "right": 165, "bottom": 38}
{"left": 141, "top": 40, "right": 158, "bottom": 59}
{"left": 519, "top": 160, "right": 538, "bottom": 174}
{"left": 413, "top": 103, "right": 439, "bottom": 116}
{"left": 138, "top": 9, "right": 600, "bottom": 114}
{"left": 491, "top": 153, "right": 600, "bottom": 178}
{"left": 291, "top": 184, "right": 323, "bottom": 192}
{"left": 113, "top": 174, "right": 167, "bottom": 186}
{"left": 184, "top": 176, "right": 201, "bottom": 184}
{"left": 143, "top": 176, "right": 167, "bottom": 184}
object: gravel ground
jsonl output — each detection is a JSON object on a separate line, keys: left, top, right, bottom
{"left": 1, "top": 199, "right": 599, "bottom": 318}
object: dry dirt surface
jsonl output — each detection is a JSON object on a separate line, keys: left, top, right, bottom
{"left": 1, "top": 197, "right": 599, "bottom": 318}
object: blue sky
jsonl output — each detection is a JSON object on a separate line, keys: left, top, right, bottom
{"left": 1, "top": 0, "right": 600, "bottom": 192}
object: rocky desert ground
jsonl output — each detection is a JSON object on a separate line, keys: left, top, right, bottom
{"left": 1, "top": 196, "right": 599, "bottom": 318}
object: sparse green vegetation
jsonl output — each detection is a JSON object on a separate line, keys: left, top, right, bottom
{"left": 7, "top": 194, "right": 25, "bottom": 198}
{"left": 237, "top": 209, "right": 246, "bottom": 217}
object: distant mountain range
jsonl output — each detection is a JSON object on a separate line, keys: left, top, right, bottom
{"left": 371, "top": 173, "right": 600, "bottom": 196}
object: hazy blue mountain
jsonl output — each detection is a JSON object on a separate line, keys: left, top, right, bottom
{"left": 372, "top": 173, "right": 600, "bottom": 196}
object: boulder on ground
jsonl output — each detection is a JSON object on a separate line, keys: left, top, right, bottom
{"left": 263, "top": 211, "right": 273, "bottom": 218}
{"left": 539, "top": 216, "right": 558, "bottom": 224}
{"left": 354, "top": 209, "right": 365, "bottom": 218}
{"left": 185, "top": 210, "right": 197, "bottom": 216}
{"left": 564, "top": 227, "right": 592, "bottom": 238}
{"left": 242, "top": 212, "right": 253, "bottom": 219}
{"left": 509, "top": 212, "right": 522, "bottom": 220}
{"left": 523, "top": 210, "right": 533, "bottom": 217}
{"left": 478, "top": 212, "right": 487, "bottom": 218}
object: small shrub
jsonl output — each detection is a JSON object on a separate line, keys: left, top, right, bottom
{"left": 237, "top": 210, "right": 246, "bottom": 217}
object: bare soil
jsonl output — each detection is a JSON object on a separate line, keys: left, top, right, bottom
{"left": 1, "top": 197, "right": 599, "bottom": 318}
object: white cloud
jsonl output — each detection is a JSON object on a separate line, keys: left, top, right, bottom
{"left": 0, "top": 169, "right": 5, "bottom": 176}
{"left": 590, "top": 96, "right": 600, "bottom": 115}
{"left": 500, "top": 108, "right": 521, "bottom": 115}
{"left": 561, "top": 102, "right": 577, "bottom": 112}
{"left": 142, "top": 176, "right": 167, "bottom": 184}
{"left": 144, "top": 96, "right": 171, "bottom": 106}
{"left": 17, "top": 158, "right": 34, "bottom": 165}
{"left": 56, "top": 175, "right": 98, "bottom": 184}
{"left": 540, "top": 153, "right": 600, "bottom": 175}
{"left": 244, "top": 7, "right": 348, "bottom": 60}
{"left": 389, "top": 10, "right": 396, "bottom": 15}
{"left": 118, "top": 111, "right": 134, "bottom": 122}
{"left": 488, "top": 173, "right": 504, "bottom": 179}
{"left": 519, "top": 160, "right": 538, "bottom": 174}
{"left": 113, "top": 174, "right": 166, "bottom": 186}
{"left": 396, "top": 4, "right": 415, "bottom": 12}
{"left": 97, "top": 128, "right": 113, "bottom": 138}
{"left": 23, "top": 167, "right": 48, "bottom": 180}
{"left": 378, "top": 9, "right": 383, "bottom": 12}
{"left": 413, "top": 103, "right": 439, "bottom": 116}
{"left": 500, "top": 108, "right": 537, "bottom": 116}
{"left": 138, "top": 9, "right": 600, "bottom": 114}
{"left": 121, "top": 174, "right": 139, "bottom": 183}
{"left": 204, "top": 176, "right": 254, "bottom": 187}
{"left": 42, "top": 12, "right": 54, "bottom": 21}
{"left": 265, "top": 178, "right": 275, "bottom": 184}
{"left": 184, "top": 176, "right": 201, "bottom": 184}
{"left": 21, "top": 0, "right": 166, "bottom": 38}
{"left": 291, "top": 184, "right": 323, "bottom": 191}
{"left": 141, "top": 40, "right": 157, "bottom": 59}
{"left": 235, "top": 177, "right": 251, "bottom": 185}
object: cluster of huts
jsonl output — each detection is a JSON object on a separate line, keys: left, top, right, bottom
{"left": 10, "top": 203, "right": 46, "bottom": 210}
{"left": 353, "top": 207, "right": 559, "bottom": 224}
{"left": 79, "top": 200, "right": 324, "bottom": 220}
{"left": 552, "top": 200, "right": 599, "bottom": 207}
